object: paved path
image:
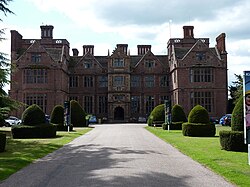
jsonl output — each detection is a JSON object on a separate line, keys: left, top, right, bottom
{"left": 0, "top": 124, "right": 234, "bottom": 187}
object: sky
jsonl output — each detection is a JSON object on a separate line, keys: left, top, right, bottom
{"left": 1, "top": 0, "right": 250, "bottom": 92}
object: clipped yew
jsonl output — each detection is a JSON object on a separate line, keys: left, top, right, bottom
{"left": 169, "top": 104, "right": 187, "bottom": 130}
{"left": 70, "top": 100, "right": 87, "bottom": 127}
{"left": 219, "top": 95, "right": 247, "bottom": 151}
{"left": 147, "top": 104, "right": 164, "bottom": 126}
{"left": 182, "top": 105, "right": 215, "bottom": 137}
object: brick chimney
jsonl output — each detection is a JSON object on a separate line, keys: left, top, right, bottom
{"left": 183, "top": 26, "right": 194, "bottom": 38}
{"left": 83, "top": 45, "right": 94, "bottom": 55}
{"left": 72, "top": 48, "right": 79, "bottom": 56}
{"left": 40, "top": 25, "right": 54, "bottom": 39}
{"left": 10, "top": 30, "right": 23, "bottom": 53}
{"left": 216, "top": 33, "right": 226, "bottom": 54}
{"left": 116, "top": 44, "right": 128, "bottom": 55}
{"left": 137, "top": 45, "right": 151, "bottom": 55}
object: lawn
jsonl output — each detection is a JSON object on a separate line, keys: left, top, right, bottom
{"left": 0, "top": 127, "right": 92, "bottom": 181}
{"left": 146, "top": 125, "right": 250, "bottom": 187}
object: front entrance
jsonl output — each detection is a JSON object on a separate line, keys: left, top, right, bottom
{"left": 114, "top": 107, "right": 124, "bottom": 120}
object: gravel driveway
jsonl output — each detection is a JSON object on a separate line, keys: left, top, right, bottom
{"left": 0, "top": 123, "right": 235, "bottom": 187}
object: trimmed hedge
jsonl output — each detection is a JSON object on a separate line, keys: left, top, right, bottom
{"left": 219, "top": 130, "right": 247, "bottom": 152}
{"left": 171, "top": 104, "right": 187, "bottom": 123}
{"left": 182, "top": 123, "right": 216, "bottom": 137}
{"left": 0, "top": 133, "right": 6, "bottom": 152}
{"left": 11, "top": 124, "right": 57, "bottom": 139}
{"left": 70, "top": 100, "right": 87, "bottom": 127}
{"left": 231, "top": 95, "right": 244, "bottom": 131}
{"left": 50, "top": 105, "right": 64, "bottom": 124}
{"left": 147, "top": 104, "right": 164, "bottom": 126}
{"left": 162, "top": 122, "right": 183, "bottom": 130}
{"left": 54, "top": 124, "right": 73, "bottom": 131}
{"left": 188, "top": 105, "right": 209, "bottom": 124}
{"left": 22, "top": 104, "right": 46, "bottom": 126}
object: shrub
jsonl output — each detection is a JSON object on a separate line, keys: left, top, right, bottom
{"left": 22, "top": 104, "right": 45, "bottom": 126}
{"left": 70, "top": 100, "right": 87, "bottom": 127}
{"left": 171, "top": 104, "right": 187, "bottom": 123}
{"left": 219, "top": 130, "right": 247, "bottom": 152}
{"left": 11, "top": 124, "right": 57, "bottom": 138}
{"left": 182, "top": 105, "right": 215, "bottom": 137}
{"left": 231, "top": 95, "right": 244, "bottom": 131}
{"left": 147, "top": 104, "right": 164, "bottom": 126}
{"left": 0, "top": 133, "right": 6, "bottom": 152}
{"left": 188, "top": 105, "right": 209, "bottom": 124}
{"left": 162, "top": 122, "right": 183, "bottom": 130}
{"left": 182, "top": 123, "right": 216, "bottom": 137}
{"left": 50, "top": 105, "right": 64, "bottom": 125}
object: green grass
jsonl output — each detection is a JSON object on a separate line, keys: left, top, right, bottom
{"left": 0, "top": 127, "right": 92, "bottom": 181}
{"left": 146, "top": 125, "right": 250, "bottom": 187}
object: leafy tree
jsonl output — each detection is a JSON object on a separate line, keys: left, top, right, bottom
{"left": 0, "top": 0, "right": 21, "bottom": 124}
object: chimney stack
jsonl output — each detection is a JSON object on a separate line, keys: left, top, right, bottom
{"left": 216, "top": 33, "right": 226, "bottom": 54}
{"left": 183, "top": 26, "right": 194, "bottom": 38}
{"left": 116, "top": 44, "right": 128, "bottom": 55}
{"left": 137, "top": 45, "right": 151, "bottom": 55}
{"left": 72, "top": 48, "right": 79, "bottom": 56}
{"left": 83, "top": 45, "right": 94, "bottom": 55}
{"left": 40, "top": 25, "right": 54, "bottom": 39}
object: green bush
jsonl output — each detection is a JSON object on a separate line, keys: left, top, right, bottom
{"left": 182, "top": 123, "right": 216, "bottom": 137}
{"left": 22, "top": 104, "right": 45, "bottom": 126}
{"left": 163, "top": 122, "right": 183, "bottom": 130}
{"left": 182, "top": 105, "right": 215, "bottom": 137}
{"left": 0, "top": 133, "right": 6, "bottom": 152}
{"left": 50, "top": 105, "right": 64, "bottom": 125}
{"left": 188, "top": 105, "right": 209, "bottom": 124}
{"left": 70, "top": 100, "right": 87, "bottom": 127}
{"left": 231, "top": 95, "right": 244, "bottom": 131}
{"left": 147, "top": 104, "right": 164, "bottom": 126}
{"left": 11, "top": 124, "right": 57, "bottom": 138}
{"left": 171, "top": 104, "right": 187, "bottom": 123}
{"left": 219, "top": 130, "right": 247, "bottom": 152}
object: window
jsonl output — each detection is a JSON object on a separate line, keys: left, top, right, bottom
{"left": 69, "top": 96, "right": 78, "bottom": 101}
{"left": 114, "top": 95, "right": 125, "bottom": 101}
{"left": 190, "top": 92, "right": 214, "bottom": 112}
{"left": 113, "top": 58, "right": 124, "bottom": 67}
{"left": 145, "top": 60, "right": 155, "bottom": 68}
{"left": 98, "top": 96, "right": 108, "bottom": 114}
{"left": 99, "top": 76, "right": 108, "bottom": 87}
{"left": 160, "top": 96, "right": 169, "bottom": 104}
{"left": 196, "top": 52, "right": 206, "bottom": 61}
{"left": 160, "top": 76, "right": 169, "bottom": 87}
{"left": 84, "top": 96, "right": 93, "bottom": 114}
{"left": 145, "top": 96, "right": 154, "bottom": 114}
{"left": 84, "top": 76, "right": 93, "bottom": 87}
{"left": 145, "top": 76, "right": 154, "bottom": 87}
{"left": 25, "top": 94, "right": 47, "bottom": 113}
{"left": 24, "top": 69, "right": 47, "bottom": 84}
{"left": 113, "top": 76, "right": 124, "bottom": 86}
{"left": 31, "top": 53, "right": 41, "bottom": 63}
{"left": 190, "top": 68, "right": 213, "bottom": 82}
{"left": 131, "top": 76, "right": 140, "bottom": 87}
{"left": 131, "top": 96, "right": 140, "bottom": 114}
{"left": 84, "top": 61, "right": 93, "bottom": 69}
{"left": 69, "top": 76, "right": 78, "bottom": 87}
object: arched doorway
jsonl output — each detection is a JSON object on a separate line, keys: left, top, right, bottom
{"left": 114, "top": 107, "right": 124, "bottom": 120}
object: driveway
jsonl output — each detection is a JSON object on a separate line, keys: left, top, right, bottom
{"left": 0, "top": 124, "right": 234, "bottom": 187}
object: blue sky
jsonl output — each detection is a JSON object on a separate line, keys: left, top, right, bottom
{"left": 1, "top": 0, "right": 250, "bottom": 91}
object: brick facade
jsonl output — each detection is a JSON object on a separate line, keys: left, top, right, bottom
{"left": 9, "top": 25, "right": 227, "bottom": 122}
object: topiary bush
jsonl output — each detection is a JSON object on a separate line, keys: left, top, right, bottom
{"left": 182, "top": 105, "right": 215, "bottom": 137}
{"left": 219, "top": 95, "right": 247, "bottom": 151}
{"left": 50, "top": 105, "right": 73, "bottom": 131}
{"left": 147, "top": 104, "right": 164, "bottom": 126}
{"left": 22, "top": 104, "right": 45, "bottom": 126}
{"left": 171, "top": 104, "right": 187, "bottom": 123}
{"left": 70, "top": 100, "right": 87, "bottom": 127}
{"left": 0, "top": 133, "right": 6, "bottom": 152}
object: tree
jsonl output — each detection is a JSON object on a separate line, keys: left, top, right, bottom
{"left": 228, "top": 74, "right": 243, "bottom": 113}
{"left": 0, "top": 0, "right": 21, "bottom": 125}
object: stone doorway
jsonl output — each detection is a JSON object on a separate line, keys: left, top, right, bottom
{"left": 114, "top": 106, "right": 124, "bottom": 120}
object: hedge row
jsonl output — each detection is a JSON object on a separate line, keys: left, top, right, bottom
{"left": 11, "top": 124, "right": 57, "bottom": 139}
{"left": 182, "top": 123, "right": 216, "bottom": 137}
{"left": 0, "top": 133, "right": 6, "bottom": 152}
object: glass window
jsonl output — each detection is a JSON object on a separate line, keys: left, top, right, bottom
{"left": 145, "top": 60, "right": 155, "bottom": 68}
{"left": 31, "top": 53, "right": 41, "bottom": 63}
{"left": 113, "top": 76, "right": 124, "bottom": 86}
{"left": 190, "top": 91, "right": 214, "bottom": 112}
{"left": 99, "top": 76, "right": 108, "bottom": 87}
{"left": 84, "top": 76, "right": 93, "bottom": 87}
{"left": 145, "top": 96, "right": 155, "bottom": 114}
{"left": 69, "top": 76, "right": 78, "bottom": 87}
{"left": 196, "top": 52, "right": 206, "bottom": 61}
{"left": 190, "top": 68, "right": 213, "bottom": 82}
{"left": 24, "top": 69, "right": 47, "bottom": 84}
{"left": 84, "top": 96, "right": 93, "bottom": 114}
{"left": 25, "top": 94, "right": 47, "bottom": 113}
{"left": 131, "top": 96, "right": 140, "bottom": 114}
{"left": 131, "top": 76, "right": 140, "bottom": 87}
{"left": 98, "top": 96, "right": 108, "bottom": 114}
{"left": 113, "top": 58, "right": 124, "bottom": 67}
{"left": 145, "top": 76, "right": 154, "bottom": 87}
{"left": 160, "top": 76, "right": 169, "bottom": 87}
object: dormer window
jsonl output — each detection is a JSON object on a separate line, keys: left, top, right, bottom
{"left": 196, "top": 52, "right": 206, "bottom": 61}
{"left": 113, "top": 58, "right": 124, "bottom": 67}
{"left": 31, "top": 53, "right": 41, "bottom": 63}
{"left": 145, "top": 60, "right": 155, "bottom": 68}
{"left": 84, "top": 61, "right": 93, "bottom": 69}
